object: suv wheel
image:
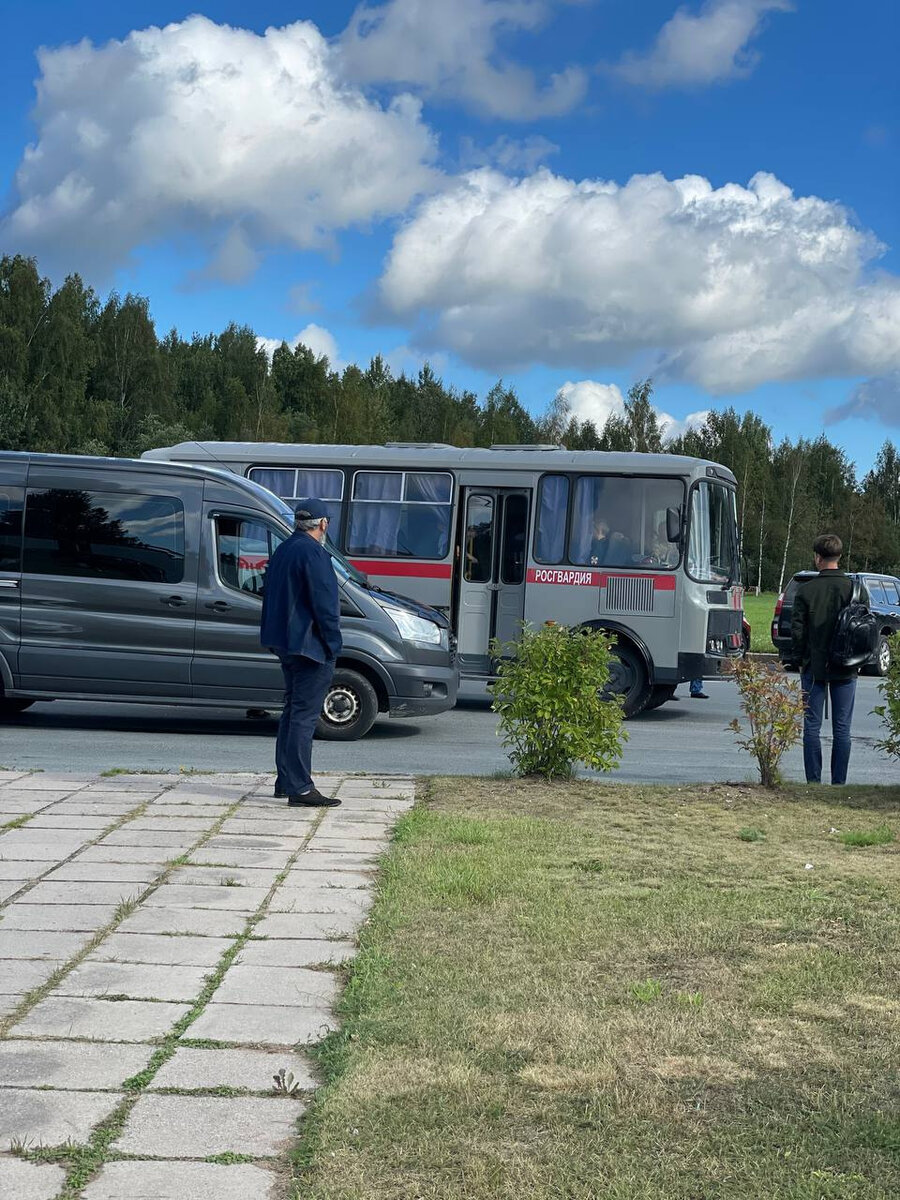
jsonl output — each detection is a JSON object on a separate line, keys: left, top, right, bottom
{"left": 868, "top": 635, "right": 892, "bottom": 678}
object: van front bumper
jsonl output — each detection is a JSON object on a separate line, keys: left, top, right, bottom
{"left": 384, "top": 662, "right": 459, "bottom": 718}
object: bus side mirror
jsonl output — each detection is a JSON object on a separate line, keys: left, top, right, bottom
{"left": 666, "top": 507, "right": 681, "bottom": 543}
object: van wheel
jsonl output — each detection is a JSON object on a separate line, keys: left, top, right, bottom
{"left": 867, "top": 635, "right": 891, "bottom": 677}
{"left": 0, "top": 699, "right": 35, "bottom": 717}
{"left": 316, "top": 669, "right": 379, "bottom": 741}
{"left": 605, "top": 641, "right": 652, "bottom": 718}
{"left": 645, "top": 684, "right": 676, "bottom": 711}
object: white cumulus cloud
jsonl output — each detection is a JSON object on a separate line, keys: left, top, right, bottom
{"left": 257, "top": 324, "right": 346, "bottom": 372}
{"left": 2, "top": 15, "right": 439, "bottom": 276}
{"left": 559, "top": 380, "right": 709, "bottom": 441}
{"left": 610, "top": 0, "right": 792, "bottom": 90}
{"left": 379, "top": 167, "right": 900, "bottom": 392}
{"left": 337, "top": 0, "right": 587, "bottom": 118}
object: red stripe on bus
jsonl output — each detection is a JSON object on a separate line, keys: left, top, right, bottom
{"left": 527, "top": 568, "right": 677, "bottom": 589}
{"left": 350, "top": 560, "right": 453, "bottom": 579}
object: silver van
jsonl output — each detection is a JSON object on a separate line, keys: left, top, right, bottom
{"left": 0, "top": 452, "right": 458, "bottom": 737}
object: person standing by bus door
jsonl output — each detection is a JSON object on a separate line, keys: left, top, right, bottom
{"left": 260, "top": 499, "right": 342, "bottom": 808}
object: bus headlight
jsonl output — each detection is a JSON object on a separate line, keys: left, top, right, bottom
{"left": 381, "top": 604, "right": 445, "bottom": 646}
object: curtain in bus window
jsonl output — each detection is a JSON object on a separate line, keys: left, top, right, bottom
{"left": 535, "top": 475, "right": 568, "bottom": 563}
{"left": 295, "top": 469, "right": 344, "bottom": 529}
{"left": 248, "top": 468, "right": 295, "bottom": 500}
{"left": 348, "top": 471, "right": 451, "bottom": 559}
{"left": 348, "top": 471, "right": 403, "bottom": 556}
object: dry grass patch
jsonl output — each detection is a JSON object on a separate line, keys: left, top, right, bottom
{"left": 293, "top": 779, "right": 900, "bottom": 1200}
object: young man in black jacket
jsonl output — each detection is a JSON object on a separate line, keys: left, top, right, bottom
{"left": 790, "top": 534, "right": 867, "bottom": 785}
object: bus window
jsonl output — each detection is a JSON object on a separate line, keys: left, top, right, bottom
{"left": 501, "top": 494, "right": 528, "bottom": 585}
{"left": 570, "top": 477, "right": 683, "bottom": 567}
{"left": 348, "top": 470, "right": 453, "bottom": 559}
{"left": 248, "top": 467, "right": 344, "bottom": 529}
{"left": 534, "top": 475, "right": 569, "bottom": 564}
{"left": 688, "top": 482, "right": 740, "bottom": 584}
{"left": 464, "top": 495, "right": 494, "bottom": 582}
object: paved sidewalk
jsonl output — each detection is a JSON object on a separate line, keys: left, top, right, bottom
{"left": 0, "top": 769, "right": 414, "bottom": 1199}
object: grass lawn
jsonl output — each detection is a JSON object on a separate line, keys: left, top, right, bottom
{"left": 743, "top": 591, "right": 779, "bottom": 653}
{"left": 293, "top": 778, "right": 900, "bottom": 1200}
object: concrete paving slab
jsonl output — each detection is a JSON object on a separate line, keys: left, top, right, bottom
{"left": 0, "top": 794, "right": 68, "bottom": 810}
{"left": 0, "top": 1087, "right": 121, "bottom": 1149}
{"left": 0, "top": 1158, "right": 66, "bottom": 1200}
{"left": 0, "top": 993, "right": 24, "bottom": 1017}
{"left": 82, "top": 1160, "right": 278, "bottom": 1200}
{"left": 91, "top": 932, "right": 233, "bottom": 966}
{"left": 152, "top": 1045, "right": 317, "bottom": 1092}
{"left": 188, "top": 1001, "right": 337, "bottom": 1046}
{"left": 237, "top": 939, "right": 356, "bottom": 969}
{"left": 0, "top": 959, "right": 61, "bottom": 995}
{"left": 100, "top": 830, "right": 199, "bottom": 848}
{"left": 44, "top": 862, "right": 161, "bottom": 884}
{"left": 3, "top": 776, "right": 89, "bottom": 790}
{"left": 203, "top": 834, "right": 305, "bottom": 852}
{"left": 13, "top": 996, "right": 188, "bottom": 1041}
{"left": 0, "top": 904, "right": 117, "bottom": 932}
{"left": 57, "top": 961, "right": 210, "bottom": 1003}
{"left": 189, "top": 847, "right": 292, "bottom": 868}
{"left": 47, "top": 802, "right": 141, "bottom": 817}
{"left": 76, "top": 846, "right": 170, "bottom": 864}
{"left": 268, "top": 888, "right": 372, "bottom": 916}
{"left": 0, "top": 842, "right": 86, "bottom": 861}
{"left": 143, "top": 804, "right": 230, "bottom": 819}
{"left": 26, "top": 815, "right": 115, "bottom": 830}
{"left": 21, "top": 881, "right": 146, "bottom": 906}
{"left": 0, "top": 880, "right": 26, "bottom": 902}
{"left": 290, "top": 851, "right": 381, "bottom": 870}
{"left": 282, "top": 867, "right": 372, "bottom": 888}
{"left": 171, "top": 865, "right": 281, "bottom": 888}
{"left": 218, "top": 818, "right": 315, "bottom": 837}
{"left": 306, "top": 837, "right": 390, "bottom": 855}
{"left": 215, "top": 965, "right": 337, "bottom": 1008}
{"left": 254, "top": 911, "right": 362, "bottom": 939}
{"left": 125, "top": 817, "right": 216, "bottom": 833}
{"left": 115, "top": 1092, "right": 299, "bottom": 1157}
{"left": 144, "top": 883, "right": 269, "bottom": 911}
{"left": 116, "top": 906, "right": 246, "bottom": 937}
{"left": 0, "top": 1038, "right": 152, "bottom": 1088}
{"left": 0, "top": 930, "right": 90, "bottom": 960}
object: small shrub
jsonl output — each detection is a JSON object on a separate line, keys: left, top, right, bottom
{"left": 727, "top": 658, "right": 804, "bottom": 787}
{"left": 837, "top": 825, "right": 894, "bottom": 848}
{"left": 489, "top": 623, "right": 626, "bottom": 781}
{"left": 738, "top": 827, "right": 765, "bottom": 843}
{"left": 874, "top": 636, "right": 900, "bottom": 760}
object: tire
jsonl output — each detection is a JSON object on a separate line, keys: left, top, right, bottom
{"left": 316, "top": 668, "right": 379, "bottom": 741}
{"left": 866, "top": 635, "right": 891, "bottom": 678}
{"left": 0, "top": 699, "right": 35, "bottom": 717}
{"left": 605, "top": 640, "right": 652, "bottom": 718}
{"left": 741, "top": 630, "right": 750, "bottom": 658}
{"left": 644, "top": 684, "right": 676, "bottom": 712}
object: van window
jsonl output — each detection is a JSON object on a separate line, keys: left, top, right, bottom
{"left": 215, "top": 517, "right": 285, "bottom": 597}
{"left": 23, "top": 489, "right": 185, "bottom": 583}
{"left": 347, "top": 470, "right": 452, "bottom": 559}
{"left": 248, "top": 467, "right": 344, "bottom": 529}
{"left": 0, "top": 490, "right": 22, "bottom": 571}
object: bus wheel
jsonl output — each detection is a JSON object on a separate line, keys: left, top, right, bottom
{"left": 606, "top": 642, "right": 652, "bottom": 718}
{"left": 644, "top": 684, "right": 676, "bottom": 712}
{"left": 316, "top": 669, "right": 379, "bottom": 741}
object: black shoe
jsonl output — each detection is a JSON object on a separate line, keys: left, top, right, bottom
{"left": 274, "top": 790, "right": 286, "bottom": 798}
{"left": 288, "top": 788, "right": 341, "bottom": 808}
{"left": 690, "top": 691, "right": 709, "bottom": 700}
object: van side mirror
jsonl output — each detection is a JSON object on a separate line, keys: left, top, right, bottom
{"left": 666, "top": 507, "right": 681, "bottom": 543}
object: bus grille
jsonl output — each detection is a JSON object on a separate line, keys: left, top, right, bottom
{"left": 605, "top": 575, "right": 655, "bottom": 614}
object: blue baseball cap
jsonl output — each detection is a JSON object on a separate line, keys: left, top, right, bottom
{"left": 294, "top": 498, "right": 329, "bottom": 521}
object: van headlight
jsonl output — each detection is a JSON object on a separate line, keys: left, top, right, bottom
{"left": 381, "top": 604, "right": 445, "bottom": 646}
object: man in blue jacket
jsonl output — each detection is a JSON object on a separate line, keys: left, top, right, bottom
{"left": 261, "top": 499, "right": 342, "bottom": 808}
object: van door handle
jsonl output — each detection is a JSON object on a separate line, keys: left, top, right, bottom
{"left": 161, "top": 595, "right": 187, "bottom": 607}
{"left": 204, "top": 600, "right": 232, "bottom": 612}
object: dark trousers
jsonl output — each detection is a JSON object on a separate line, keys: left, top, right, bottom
{"left": 800, "top": 673, "right": 856, "bottom": 785}
{"left": 275, "top": 655, "right": 335, "bottom": 796}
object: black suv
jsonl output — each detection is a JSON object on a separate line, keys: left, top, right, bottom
{"left": 771, "top": 571, "right": 900, "bottom": 676}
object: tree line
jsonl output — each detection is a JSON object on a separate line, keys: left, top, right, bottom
{"left": 2, "top": 254, "right": 898, "bottom": 590}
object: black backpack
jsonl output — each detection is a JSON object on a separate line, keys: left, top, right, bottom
{"left": 829, "top": 579, "right": 879, "bottom": 669}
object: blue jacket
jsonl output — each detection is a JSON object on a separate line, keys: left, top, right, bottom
{"left": 260, "top": 530, "right": 342, "bottom": 663}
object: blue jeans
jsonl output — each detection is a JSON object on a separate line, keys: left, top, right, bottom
{"left": 275, "top": 655, "right": 335, "bottom": 796}
{"left": 800, "top": 673, "right": 856, "bottom": 785}
{"left": 689, "top": 678, "right": 705, "bottom": 696}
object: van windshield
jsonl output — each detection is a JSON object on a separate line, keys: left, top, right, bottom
{"left": 326, "top": 538, "right": 369, "bottom": 586}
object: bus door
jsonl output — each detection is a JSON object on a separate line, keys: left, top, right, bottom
{"left": 456, "top": 489, "right": 530, "bottom": 674}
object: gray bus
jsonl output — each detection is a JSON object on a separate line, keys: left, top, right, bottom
{"left": 0, "top": 451, "right": 458, "bottom": 737}
{"left": 144, "top": 442, "right": 744, "bottom": 716}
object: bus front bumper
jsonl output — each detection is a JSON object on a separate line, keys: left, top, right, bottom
{"left": 673, "top": 651, "right": 741, "bottom": 683}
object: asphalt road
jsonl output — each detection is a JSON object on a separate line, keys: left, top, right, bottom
{"left": 2, "top": 677, "right": 894, "bottom": 785}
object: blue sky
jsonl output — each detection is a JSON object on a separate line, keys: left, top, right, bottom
{"left": 1, "top": 0, "right": 898, "bottom": 470}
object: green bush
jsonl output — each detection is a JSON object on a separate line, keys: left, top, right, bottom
{"left": 489, "top": 623, "right": 626, "bottom": 781}
{"left": 727, "top": 658, "right": 804, "bottom": 787}
{"left": 874, "top": 635, "right": 900, "bottom": 761}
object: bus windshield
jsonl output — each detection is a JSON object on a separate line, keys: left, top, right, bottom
{"left": 688, "top": 481, "right": 740, "bottom": 585}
